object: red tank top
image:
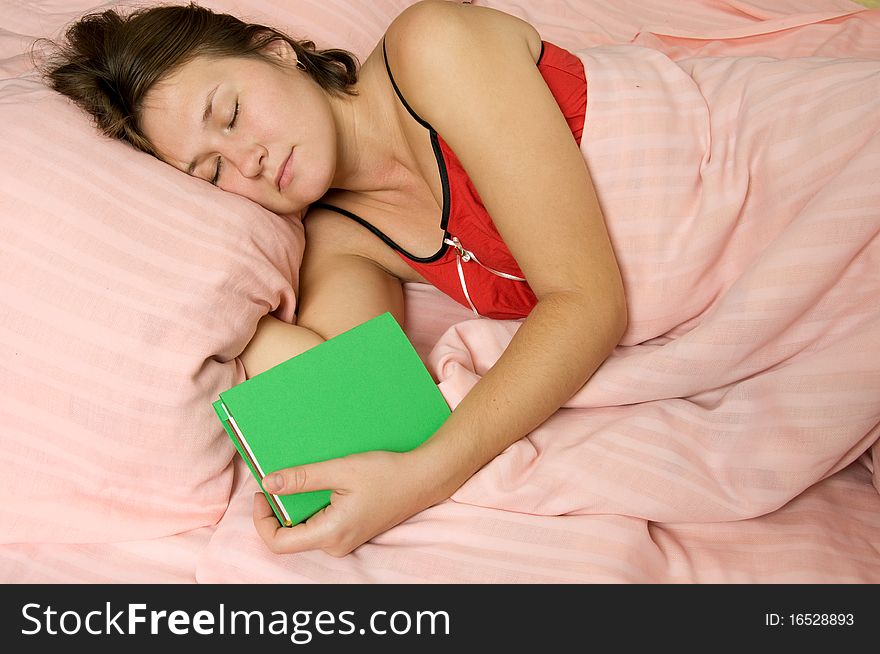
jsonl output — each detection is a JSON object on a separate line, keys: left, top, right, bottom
{"left": 313, "top": 39, "right": 587, "bottom": 319}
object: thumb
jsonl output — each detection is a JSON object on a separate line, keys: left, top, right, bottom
{"left": 262, "top": 459, "right": 345, "bottom": 495}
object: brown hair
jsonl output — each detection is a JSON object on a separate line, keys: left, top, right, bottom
{"left": 36, "top": 2, "right": 360, "bottom": 157}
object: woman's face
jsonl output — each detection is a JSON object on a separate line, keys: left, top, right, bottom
{"left": 139, "top": 42, "right": 337, "bottom": 216}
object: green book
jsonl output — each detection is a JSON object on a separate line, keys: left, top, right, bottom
{"left": 212, "top": 312, "right": 450, "bottom": 527}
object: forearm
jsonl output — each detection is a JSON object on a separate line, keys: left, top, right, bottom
{"left": 413, "top": 292, "right": 626, "bottom": 501}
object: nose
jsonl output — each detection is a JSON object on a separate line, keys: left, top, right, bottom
{"left": 226, "top": 140, "right": 267, "bottom": 179}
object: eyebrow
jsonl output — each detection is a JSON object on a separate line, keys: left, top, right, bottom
{"left": 186, "top": 84, "right": 220, "bottom": 175}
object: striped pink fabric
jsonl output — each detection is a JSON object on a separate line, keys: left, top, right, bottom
{"left": 194, "top": 455, "right": 880, "bottom": 583}
{"left": 431, "top": 43, "right": 880, "bottom": 523}
{"left": 0, "top": 528, "right": 214, "bottom": 583}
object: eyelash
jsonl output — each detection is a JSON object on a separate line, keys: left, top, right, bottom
{"left": 210, "top": 100, "right": 240, "bottom": 186}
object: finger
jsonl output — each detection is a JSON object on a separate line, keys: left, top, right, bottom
{"left": 261, "top": 458, "right": 351, "bottom": 495}
{"left": 252, "top": 491, "right": 276, "bottom": 521}
{"left": 252, "top": 492, "right": 283, "bottom": 542}
{"left": 252, "top": 492, "right": 337, "bottom": 554}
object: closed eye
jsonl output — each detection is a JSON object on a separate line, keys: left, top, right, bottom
{"left": 228, "top": 100, "right": 240, "bottom": 131}
{"left": 210, "top": 100, "right": 240, "bottom": 186}
{"left": 211, "top": 156, "right": 223, "bottom": 186}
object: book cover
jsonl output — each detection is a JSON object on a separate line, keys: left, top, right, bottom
{"left": 212, "top": 312, "right": 451, "bottom": 527}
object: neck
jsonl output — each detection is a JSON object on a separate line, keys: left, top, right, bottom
{"left": 325, "top": 61, "right": 417, "bottom": 198}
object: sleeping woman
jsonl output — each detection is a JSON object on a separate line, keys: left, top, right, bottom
{"left": 43, "top": 0, "right": 627, "bottom": 556}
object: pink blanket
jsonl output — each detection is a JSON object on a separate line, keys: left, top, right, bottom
{"left": 435, "top": 42, "right": 880, "bottom": 523}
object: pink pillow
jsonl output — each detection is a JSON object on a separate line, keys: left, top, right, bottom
{"left": 0, "top": 74, "right": 302, "bottom": 543}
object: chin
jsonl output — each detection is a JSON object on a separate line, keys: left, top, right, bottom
{"left": 298, "top": 177, "right": 333, "bottom": 209}
{"left": 271, "top": 201, "right": 304, "bottom": 217}
{"left": 271, "top": 186, "right": 309, "bottom": 215}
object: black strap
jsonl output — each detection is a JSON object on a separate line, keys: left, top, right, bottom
{"left": 308, "top": 201, "right": 419, "bottom": 260}
{"left": 382, "top": 36, "right": 434, "bottom": 130}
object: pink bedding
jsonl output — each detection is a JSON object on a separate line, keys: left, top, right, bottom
{"left": 1, "top": 0, "right": 878, "bottom": 584}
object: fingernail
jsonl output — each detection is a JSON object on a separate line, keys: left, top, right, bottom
{"left": 263, "top": 473, "right": 282, "bottom": 492}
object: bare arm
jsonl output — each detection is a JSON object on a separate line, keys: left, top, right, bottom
{"left": 237, "top": 205, "right": 407, "bottom": 377}
{"left": 238, "top": 315, "right": 325, "bottom": 378}
{"left": 383, "top": 1, "right": 627, "bottom": 495}
{"left": 294, "top": 208, "right": 406, "bottom": 339}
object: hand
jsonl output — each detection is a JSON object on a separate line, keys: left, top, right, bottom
{"left": 253, "top": 449, "right": 446, "bottom": 557}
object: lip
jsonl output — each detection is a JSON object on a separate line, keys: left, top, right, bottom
{"left": 275, "top": 148, "right": 295, "bottom": 190}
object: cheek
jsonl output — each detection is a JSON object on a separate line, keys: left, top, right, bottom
{"left": 219, "top": 172, "right": 266, "bottom": 205}
{"left": 223, "top": 175, "right": 298, "bottom": 214}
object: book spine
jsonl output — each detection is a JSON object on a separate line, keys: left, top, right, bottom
{"left": 219, "top": 401, "right": 293, "bottom": 527}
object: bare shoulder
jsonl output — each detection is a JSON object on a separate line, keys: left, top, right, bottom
{"left": 388, "top": 1, "right": 539, "bottom": 39}
{"left": 297, "top": 207, "right": 411, "bottom": 337}
{"left": 384, "top": 1, "right": 542, "bottom": 69}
